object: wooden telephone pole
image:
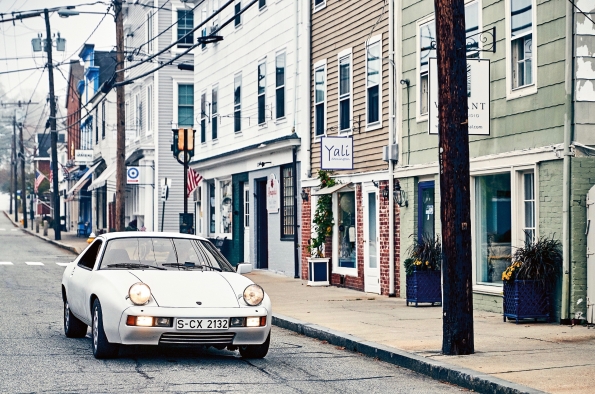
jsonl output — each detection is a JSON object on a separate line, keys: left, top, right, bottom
{"left": 434, "top": 0, "right": 474, "bottom": 355}
{"left": 114, "top": 0, "right": 126, "bottom": 232}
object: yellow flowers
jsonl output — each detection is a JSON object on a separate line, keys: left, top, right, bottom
{"left": 502, "top": 261, "right": 522, "bottom": 281}
{"left": 425, "top": 261, "right": 429, "bottom": 266}
{"left": 414, "top": 260, "right": 422, "bottom": 266}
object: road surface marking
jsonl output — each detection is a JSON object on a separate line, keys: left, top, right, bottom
{"left": 25, "top": 262, "right": 44, "bottom": 266}
{"left": 0, "top": 228, "right": 6, "bottom": 231}
{"left": 10, "top": 229, "right": 18, "bottom": 231}
{"left": 56, "top": 263, "right": 69, "bottom": 267}
{"left": 0, "top": 262, "right": 13, "bottom": 265}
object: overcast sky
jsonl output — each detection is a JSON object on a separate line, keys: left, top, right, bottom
{"left": 0, "top": 0, "right": 115, "bottom": 135}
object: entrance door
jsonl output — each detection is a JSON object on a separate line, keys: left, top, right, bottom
{"left": 243, "top": 183, "right": 250, "bottom": 263}
{"left": 364, "top": 188, "right": 380, "bottom": 294}
{"left": 255, "top": 179, "right": 268, "bottom": 269}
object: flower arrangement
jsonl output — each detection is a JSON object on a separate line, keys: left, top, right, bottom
{"left": 404, "top": 234, "right": 442, "bottom": 276}
{"left": 501, "top": 235, "right": 562, "bottom": 287}
{"left": 308, "top": 170, "right": 337, "bottom": 258}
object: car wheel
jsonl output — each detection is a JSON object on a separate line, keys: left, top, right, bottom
{"left": 64, "top": 300, "right": 87, "bottom": 338}
{"left": 239, "top": 332, "right": 270, "bottom": 359}
{"left": 91, "top": 299, "right": 119, "bottom": 359}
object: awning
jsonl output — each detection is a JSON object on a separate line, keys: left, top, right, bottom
{"left": 66, "top": 163, "right": 99, "bottom": 197}
{"left": 311, "top": 183, "right": 353, "bottom": 196}
{"left": 87, "top": 162, "right": 116, "bottom": 191}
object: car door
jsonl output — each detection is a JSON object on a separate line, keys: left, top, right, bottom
{"left": 69, "top": 239, "right": 103, "bottom": 322}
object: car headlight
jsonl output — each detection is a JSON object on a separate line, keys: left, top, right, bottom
{"left": 243, "top": 284, "right": 264, "bottom": 306}
{"left": 129, "top": 283, "right": 151, "bottom": 305}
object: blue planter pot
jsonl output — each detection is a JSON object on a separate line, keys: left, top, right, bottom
{"left": 503, "top": 280, "right": 550, "bottom": 323}
{"left": 406, "top": 270, "right": 442, "bottom": 307}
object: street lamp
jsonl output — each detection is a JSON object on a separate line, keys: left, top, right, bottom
{"left": 171, "top": 127, "right": 196, "bottom": 234}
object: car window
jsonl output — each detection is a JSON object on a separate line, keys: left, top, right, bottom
{"left": 78, "top": 240, "right": 103, "bottom": 270}
{"left": 99, "top": 237, "right": 234, "bottom": 272}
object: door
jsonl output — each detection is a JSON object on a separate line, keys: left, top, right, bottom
{"left": 364, "top": 188, "right": 380, "bottom": 294}
{"left": 256, "top": 179, "right": 268, "bottom": 269}
{"left": 243, "top": 183, "right": 250, "bottom": 263}
{"left": 418, "top": 181, "right": 435, "bottom": 242}
{"left": 69, "top": 239, "right": 102, "bottom": 322}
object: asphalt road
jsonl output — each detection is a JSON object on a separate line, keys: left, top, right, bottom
{"left": 0, "top": 213, "right": 462, "bottom": 393}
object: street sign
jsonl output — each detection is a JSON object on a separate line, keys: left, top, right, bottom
{"left": 429, "top": 58, "right": 490, "bottom": 135}
{"left": 127, "top": 167, "right": 140, "bottom": 184}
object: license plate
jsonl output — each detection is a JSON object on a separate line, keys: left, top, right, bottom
{"left": 176, "top": 318, "right": 229, "bottom": 330}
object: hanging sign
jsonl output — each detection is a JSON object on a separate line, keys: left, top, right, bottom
{"left": 74, "top": 150, "right": 93, "bottom": 165}
{"left": 127, "top": 167, "right": 140, "bottom": 184}
{"left": 429, "top": 58, "right": 490, "bottom": 135}
{"left": 267, "top": 174, "right": 280, "bottom": 213}
{"left": 320, "top": 136, "right": 353, "bottom": 170}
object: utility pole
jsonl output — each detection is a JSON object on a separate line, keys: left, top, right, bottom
{"left": 114, "top": 0, "right": 126, "bottom": 232}
{"left": 19, "top": 120, "right": 27, "bottom": 228}
{"left": 44, "top": 8, "right": 61, "bottom": 241}
{"left": 12, "top": 116, "right": 17, "bottom": 222}
{"left": 434, "top": 0, "right": 474, "bottom": 354}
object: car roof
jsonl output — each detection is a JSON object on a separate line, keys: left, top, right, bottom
{"left": 97, "top": 232, "right": 209, "bottom": 242}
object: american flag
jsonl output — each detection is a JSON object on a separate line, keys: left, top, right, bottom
{"left": 34, "top": 170, "right": 46, "bottom": 193}
{"left": 187, "top": 168, "right": 203, "bottom": 197}
{"left": 48, "top": 168, "right": 53, "bottom": 184}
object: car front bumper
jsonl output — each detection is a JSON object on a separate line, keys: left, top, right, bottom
{"left": 117, "top": 306, "right": 271, "bottom": 346}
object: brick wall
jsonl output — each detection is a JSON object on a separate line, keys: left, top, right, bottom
{"left": 378, "top": 180, "right": 401, "bottom": 296}
{"left": 300, "top": 188, "right": 311, "bottom": 280}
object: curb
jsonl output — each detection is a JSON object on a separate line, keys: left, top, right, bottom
{"left": 272, "top": 314, "right": 545, "bottom": 394}
{"left": 2, "top": 211, "right": 80, "bottom": 255}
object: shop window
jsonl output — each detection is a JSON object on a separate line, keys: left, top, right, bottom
{"left": 209, "top": 182, "right": 216, "bottom": 234}
{"left": 281, "top": 165, "right": 294, "bottom": 239}
{"left": 220, "top": 180, "right": 232, "bottom": 234}
{"left": 475, "top": 174, "right": 512, "bottom": 285}
{"left": 522, "top": 172, "right": 535, "bottom": 244}
{"left": 418, "top": 181, "right": 435, "bottom": 242}
{"left": 337, "top": 190, "right": 356, "bottom": 268}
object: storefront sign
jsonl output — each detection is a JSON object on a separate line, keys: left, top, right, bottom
{"left": 429, "top": 58, "right": 490, "bottom": 135}
{"left": 267, "top": 174, "right": 279, "bottom": 213}
{"left": 320, "top": 136, "right": 353, "bottom": 170}
{"left": 74, "top": 149, "right": 93, "bottom": 165}
{"left": 127, "top": 166, "right": 140, "bottom": 184}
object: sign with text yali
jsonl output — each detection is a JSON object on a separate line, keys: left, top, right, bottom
{"left": 429, "top": 58, "right": 490, "bottom": 135}
{"left": 320, "top": 136, "right": 353, "bottom": 170}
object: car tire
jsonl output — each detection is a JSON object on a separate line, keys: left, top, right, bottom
{"left": 92, "top": 299, "right": 119, "bottom": 359}
{"left": 239, "top": 332, "right": 270, "bottom": 359}
{"left": 64, "top": 300, "right": 87, "bottom": 338}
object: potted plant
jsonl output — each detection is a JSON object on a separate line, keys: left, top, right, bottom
{"left": 405, "top": 234, "right": 442, "bottom": 307}
{"left": 306, "top": 170, "right": 336, "bottom": 286}
{"left": 502, "top": 235, "right": 562, "bottom": 323}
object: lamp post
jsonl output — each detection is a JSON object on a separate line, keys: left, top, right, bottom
{"left": 171, "top": 127, "right": 195, "bottom": 233}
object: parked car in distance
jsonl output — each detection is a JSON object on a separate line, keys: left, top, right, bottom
{"left": 61, "top": 232, "right": 270, "bottom": 359}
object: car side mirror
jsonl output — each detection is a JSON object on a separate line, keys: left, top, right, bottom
{"left": 236, "top": 263, "right": 253, "bottom": 274}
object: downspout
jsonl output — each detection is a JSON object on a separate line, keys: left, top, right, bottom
{"left": 388, "top": 0, "right": 396, "bottom": 296}
{"left": 562, "top": 0, "right": 575, "bottom": 321}
{"left": 303, "top": 0, "right": 312, "bottom": 180}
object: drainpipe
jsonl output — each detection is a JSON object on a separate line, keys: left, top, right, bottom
{"left": 388, "top": 0, "right": 396, "bottom": 297}
{"left": 562, "top": 0, "right": 575, "bottom": 321}
{"left": 302, "top": 0, "right": 312, "bottom": 180}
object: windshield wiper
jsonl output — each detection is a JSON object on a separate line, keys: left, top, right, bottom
{"left": 105, "top": 263, "right": 165, "bottom": 270}
{"left": 161, "top": 262, "right": 222, "bottom": 271}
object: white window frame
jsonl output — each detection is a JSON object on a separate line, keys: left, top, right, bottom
{"left": 200, "top": 90, "right": 207, "bottom": 143}
{"left": 313, "top": 59, "right": 327, "bottom": 139}
{"left": 234, "top": 1, "right": 242, "bottom": 28}
{"left": 258, "top": 0, "right": 266, "bottom": 10}
{"left": 171, "top": 1, "right": 194, "bottom": 52}
{"left": 258, "top": 58, "right": 267, "bottom": 126}
{"left": 505, "top": 0, "right": 537, "bottom": 100}
{"left": 313, "top": 0, "right": 326, "bottom": 13}
{"left": 337, "top": 47, "right": 353, "bottom": 134}
{"left": 171, "top": 79, "right": 194, "bottom": 128}
{"left": 332, "top": 188, "right": 358, "bottom": 277}
{"left": 275, "top": 51, "right": 286, "bottom": 120}
{"left": 470, "top": 164, "right": 538, "bottom": 294}
{"left": 234, "top": 72, "right": 242, "bottom": 133}
{"left": 365, "top": 35, "right": 382, "bottom": 131}
{"left": 146, "top": 12, "right": 154, "bottom": 54}
{"left": 146, "top": 84, "right": 153, "bottom": 135}
{"left": 211, "top": 84, "right": 219, "bottom": 141}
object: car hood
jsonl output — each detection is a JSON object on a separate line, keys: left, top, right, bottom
{"left": 130, "top": 271, "right": 240, "bottom": 308}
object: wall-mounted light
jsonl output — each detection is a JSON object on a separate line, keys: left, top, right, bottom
{"left": 300, "top": 189, "right": 309, "bottom": 202}
{"left": 382, "top": 185, "right": 389, "bottom": 199}
{"left": 394, "top": 180, "right": 408, "bottom": 207}
{"left": 257, "top": 161, "right": 271, "bottom": 167}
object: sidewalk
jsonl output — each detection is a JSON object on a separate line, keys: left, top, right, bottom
{"left": 8, "top": 211, "right": 593, "bottom": 394}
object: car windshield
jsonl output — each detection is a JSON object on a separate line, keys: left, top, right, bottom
{"left": 99, "top": 237, "right": 235, "bottom": 272}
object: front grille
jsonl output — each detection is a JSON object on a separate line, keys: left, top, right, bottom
{"left": 159, "top": 332, "right": 236, "bottom": 345}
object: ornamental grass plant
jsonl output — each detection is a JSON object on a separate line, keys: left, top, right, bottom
{"left": 502, "top": 234, "right": 562, "bottom": 288}
{"left": 404, "top": 234, "right": 442, "bottom": 276}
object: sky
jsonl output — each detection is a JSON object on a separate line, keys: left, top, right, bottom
{"left": 0, "top": 0, "right": 115, "bottom": 139}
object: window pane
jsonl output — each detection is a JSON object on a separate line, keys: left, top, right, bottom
{"left": 315, "top": 68, "right": 324, "bottom": 103}
{"left": 339, "top": 98, "right": 350, "bottom": 131}
{"left": 220, "top": 180, "right": 232, "bottom": 234}
{"left": 419, "top": 183, "right": 435, "bottom": 241}
{"left": 315, "top": 103, "right": 324, "bottom": 135}
{"left": 511, "top": 0, "right": 532, "bottom": 38}
{"left": 276, "top": 53, "right": 285, "bottom": 87}
{"left": 420, "top": 74, "right": 429, "bottom": 115}
{"left": 465, "top": 2, "right": 479, "bottom": 55}
{"left": 367, "top": 85, "right": 379, "bottom": 124}
{"left": 259, "top": 0, "right": 266, "bottom": 9}
{"left": 420, "top": 22, "right": 436, "bottom": 73}
{"left": 177, "top": 10, "right": 194, "bottom": 44}
{"left": 201, "top": 119, "right": 206, "bottom": 143}
{"left": 368, "top": 192, "right": 377, "bottom": 269}
{"left": 276, "top": 87, "right": 285, "bottom": 118}
{"left": 209, "top": 183, "right": 216, "bottom": 233}
{"left": 178, "top": 107, "right": 193, "bottom": 126}
{"left": 475, "top": 174, "right": 512, "bottom": 285}
{"left": 234, "top": 75, "right": 241, "bottom": 106}
{"left": 212, "top": 88, "right": 218, "bottom": 114}
{"left": 367, "top": 42, "right": 380, "bottom": 86}
{"left": 212, "top": 117, "right": 218, "bottom": 139}
{"left": 339, "top": 56, "right": 350, "bottom": 95}
{"left": 258, "top": 95, "right": 266, "bottom": 124}
{"left": 258, "top": 62, "right": 266, "bottom": 95}
{"left": 235, "top": 2, "right": 241, "bottom": 26}
{"left": 282, "top": 165, "right": 294, "bottom": 237}
{"left": 338, "top": 191, "right": 356, "bottom": 268}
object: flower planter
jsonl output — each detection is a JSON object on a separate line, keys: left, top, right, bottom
{"left": 503, "top": 280, "right": 550, "bottom": 323}
{"left": 406, "top": 270, "right": 442, "bottom": 307}
{"left": 307, "top": 258, "right": 330, "bottom": 286}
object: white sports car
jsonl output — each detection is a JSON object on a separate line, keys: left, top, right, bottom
{"left": 61, "top": 232, "right": 271, "bottom": 359}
